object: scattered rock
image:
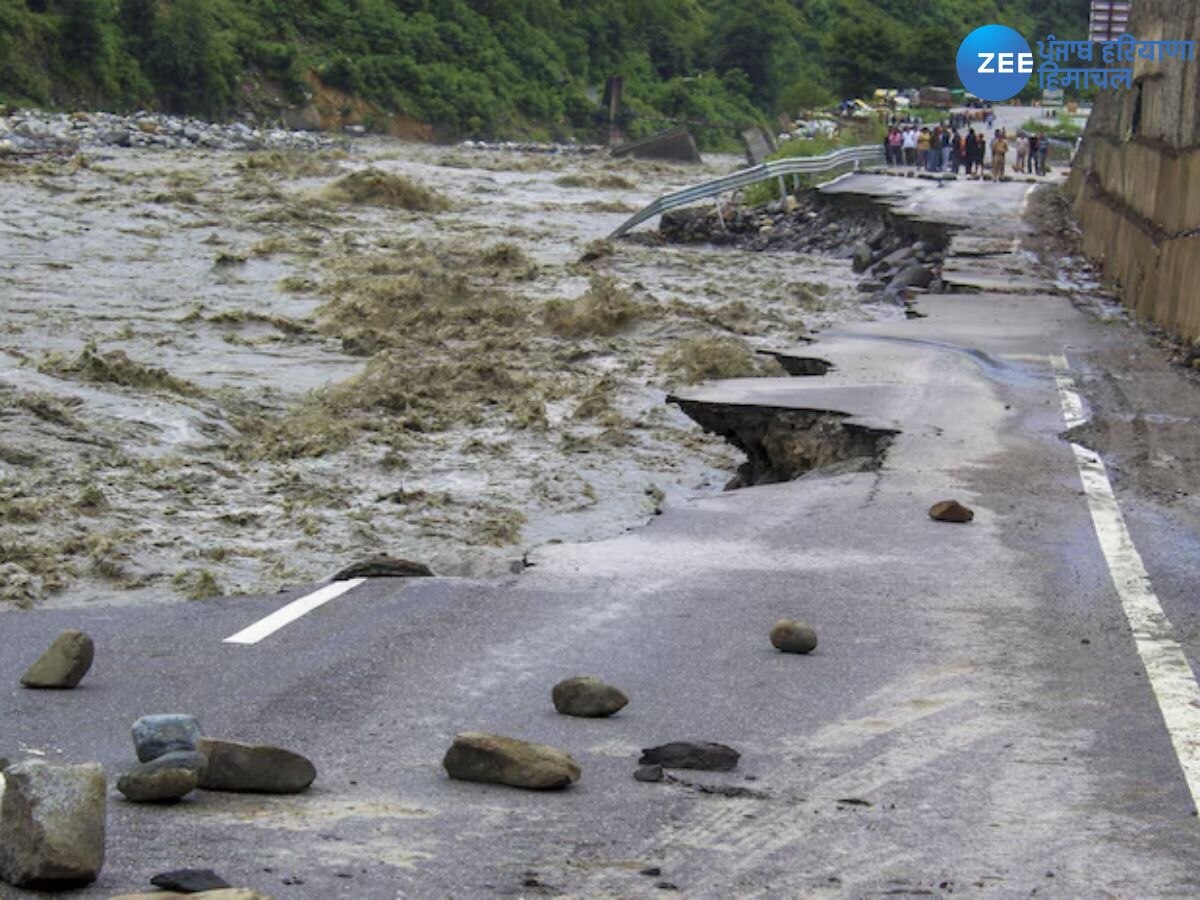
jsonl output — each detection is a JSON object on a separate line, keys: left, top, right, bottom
{"left": 929, "top": 500, "right": 975, "bottom": 523}
{"left": 770, "top": 619, "right": 819, "bottom": 655}
{"left": 634, "top": 765, "right": 665, "bottom": 783}
{"left": 197, "top": 739, "right": 316, "bottom": 794}
{"left": 151, "top": 868, "right": 232, "bottom": 892}
{"left": 890, "top": 264, "right": 934, "bottom": 291}
{"left": 330, "top": 556, "right": 434, "bottom": 581}
{"left": 133, "top": 715, "right": 202, "bottom": 762}
{"left": 442, "top": 732, "right": 580, "bottom": 790}
{"left": 0, "top": 761, "right": 106, "bottom": 888}
{"left": 551, "top": 676, "right": 629, "bottom": 718}
{"left": 639, "top": 742, "right": 740, "bottom": 772}
{"left": 117, "top": 753, "right": 206, "bottom": 803}
{"left": 20, "top": 630, "right": 94, "bottom": 689}
{"left": 640, "top": 866, "right": 662, "bottom": 877}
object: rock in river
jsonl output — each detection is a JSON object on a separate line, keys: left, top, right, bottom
{"left": 197, "top": 739, "right": 316, "bottom": 794}
{"left": 133, "top": 714, "right": 203, "bottom": 762}
{"left": 443, "top": 732, "right": 581, "bottom": 790}
{"left": 0, "top": 761, "right": 106, "bottom": 888}
{"left": 552, "top": 676, "right": 629, "bottom": 718}
{"left": 770, "top": 619, "right": 819, "bottom": 655}
{"left": 929, "top": 500, "right": 975, "bottom": 523}
{"left": 20, "top": 630, "right": 94, "bottom": 689}
{"left": 117, "top": 752, "right": 206, "bottom": 803}
{"left": 640, "top": 742, "right": 740, "bottom": 772}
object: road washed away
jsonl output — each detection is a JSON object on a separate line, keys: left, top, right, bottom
{"left": 0, "top": 132, "right": 916, "bottom": 609}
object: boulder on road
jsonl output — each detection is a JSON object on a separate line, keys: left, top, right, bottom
{"left": 20, "top": 630, "right": 94, "bottom": 689}
{"left": 639, "top": 742, "right": 740, "bottom": 772}
{"left": 770, "top": 619, "right": 819, "bottom": 655}
{"left": 552, "top": 676, "right": 629, "bottom": 718}
{"left": 117, "top": 752, "right": 205, "bottom": 803}
{"left": 133, "top": 714, "right": 202, "bottom": 763}
{"left": 0, "top": 761, "right": 106, "bottom": 888}
{"left": 443, "top": 732, "right": 581, "bottom": 790}
{"left": 929, "top": 500, "right": 975, "bottom": 523}
{"left": 197, "top": 739, "right": 316, "bottom": 794}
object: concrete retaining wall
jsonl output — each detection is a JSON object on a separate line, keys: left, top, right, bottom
{"left": 1068, "top": 0, "right": 1200, "bottom": 339}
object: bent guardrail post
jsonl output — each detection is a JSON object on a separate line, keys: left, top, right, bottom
{"left": 609, "top": 144, "right": 885, "bottom": 239}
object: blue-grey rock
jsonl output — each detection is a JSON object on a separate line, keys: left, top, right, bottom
{"left": 132, "top": 715, "right": 202, "bottom": 763}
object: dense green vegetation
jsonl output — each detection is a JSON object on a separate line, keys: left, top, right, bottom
{"left": 0, "top": 0, "right": 1087, "bottom": 141}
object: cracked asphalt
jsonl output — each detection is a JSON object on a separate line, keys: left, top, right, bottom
{"left": 6, "top": 171, "right": 1200, "bottom": 899}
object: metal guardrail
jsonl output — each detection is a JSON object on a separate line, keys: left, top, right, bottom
{"left": 610, "top": 144, "right": 886, "bottom": 238}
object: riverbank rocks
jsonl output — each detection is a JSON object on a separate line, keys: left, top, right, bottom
{"left": 20, "top": 630, "right": 94, "bottom": 689}
{"left": 929, "top": 500, "right": 975, "bottom": 523}
{"left": 116, "top": 753, "right": 205, "bottom": 804}
{"left": 552, "top": 676, "right": 629, "bottom": 718}
{"left": 197, "top": 739, "right": 316, "bottom": 794}
{"left": 133, "top": 715, "right": 202, "bottom": 762}
{"left": 770, "top": 619, "right": 819, "bottom": 655}
{"left": 634, "top": 765, "right": 665, "bottom": 783}
{"left": 443, "top": 732, "right": 581, "bottom": 790}
{"left": 639, "top": 742, "right": 740, "bottom": 772}
{"left": 0, "top": 761, "right": 106, "bottom": 888}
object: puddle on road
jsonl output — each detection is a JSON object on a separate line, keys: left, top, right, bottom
{"left": 0, "top": 141, "right": 901, "bottom": 609}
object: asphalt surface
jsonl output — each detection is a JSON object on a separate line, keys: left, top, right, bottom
{"left": 5, "top": 172, "right": 1200, "bottom": 899}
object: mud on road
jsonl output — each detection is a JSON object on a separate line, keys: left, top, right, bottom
{"left": 0, "top": 140, "right": 908, "bottom": 610}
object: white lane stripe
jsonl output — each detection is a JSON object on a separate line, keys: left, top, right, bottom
{"left": 1052, "top": 355, "right": 1200, "bottom": 809}
{"left": 222, "top": 578, "right": 366, "bottom": 645}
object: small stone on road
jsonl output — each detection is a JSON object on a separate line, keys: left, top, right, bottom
{"left": 770, "top": 619, "right": 818, "bottom": 654}
{"left": 639, "top": 742, "right": 740, "bottom": 772}
{"left": 552, "top": 676, "right": 629, "bottom": 718}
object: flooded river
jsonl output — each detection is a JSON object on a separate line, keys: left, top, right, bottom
{"left": 0, "top": 138, "right": 896, "bottom": 609}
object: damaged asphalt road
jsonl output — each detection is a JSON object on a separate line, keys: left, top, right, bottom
{"left": 6, "top": 174, "right": 1200, "bottom": 897}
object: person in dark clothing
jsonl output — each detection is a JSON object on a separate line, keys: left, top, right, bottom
{"left": 951, "top": 129, "right": 964, "bottom": 173}
{"left": 1028, "top": 134, "right": 1040, "bottom": 173}
{"left": 965, "top": 129, "right": 978, "bottom": 176}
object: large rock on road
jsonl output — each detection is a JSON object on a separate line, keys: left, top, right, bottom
{"left": 443, "top": 732, "right": 581, "bottom": 790}
{"left": 0, "top": 761, "right": 106, "bottom": 887}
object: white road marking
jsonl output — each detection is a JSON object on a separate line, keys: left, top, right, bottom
{"left": 1052, "top": 354, "right": 1200, "bottom": 809}
{"left": 222, "top": 578, "right": 366, "bottom": 645}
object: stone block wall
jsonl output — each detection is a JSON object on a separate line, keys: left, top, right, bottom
{"left": 1069, "top": 0, "right": 1200, "bottom": 339}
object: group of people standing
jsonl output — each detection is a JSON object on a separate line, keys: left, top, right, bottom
{"left": 884, "top": 124, "right": 1050, "bottom": 179}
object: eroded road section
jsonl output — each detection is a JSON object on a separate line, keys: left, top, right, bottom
{"left": 5, "top": 173, "right": 1200, "bottom": 898}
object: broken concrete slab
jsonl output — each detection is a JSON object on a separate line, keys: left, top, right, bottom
{"left": 611, "top": 127, "right": 701, "bottom": 164}
{"left": 20, "top": 630, "right": 94, "bottom": 689}
{"left": 0, "top": 761, "right": 106, "bottom": 888}
{"left": 443, "top": 732, "right": 581, "bottom": 790}
{"left": 151, "top": 868, "right": 232, "bottom": 892}
{"left": 639, "top": 742, "right": 740, "bottom": 772}
{"left": 552, "top": 676, "right": 629, "bottom": 718}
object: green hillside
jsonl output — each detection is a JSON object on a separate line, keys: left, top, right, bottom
{"left": 0, "top": 0, "right": 1087, "bottom": 141}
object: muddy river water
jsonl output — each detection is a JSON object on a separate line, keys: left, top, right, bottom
{"left": 0, "top": 138, "right": 897, "bottom": 609}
